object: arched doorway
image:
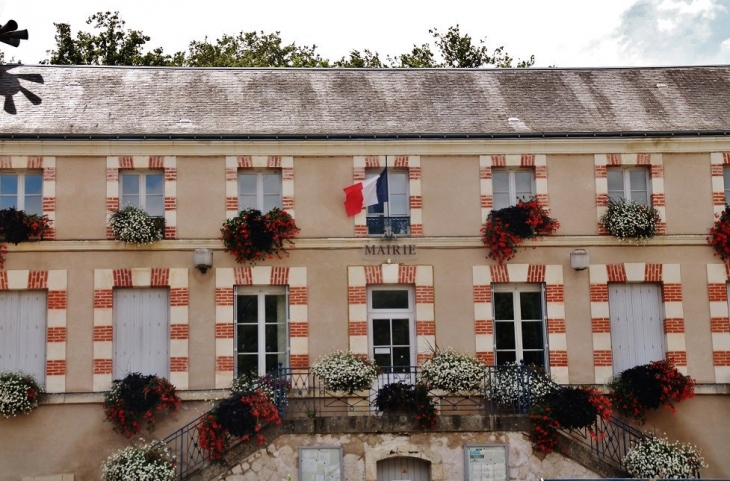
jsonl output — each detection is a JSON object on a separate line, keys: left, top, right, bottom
{"left": 376, "top": 457, "right": 430, "bottom": 481}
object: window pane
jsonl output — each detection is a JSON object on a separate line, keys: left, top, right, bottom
{"left": 521, "top": 321, "right": 544, "bottom": 350}
{"left": 0, "top": 174, "right": 18, "bottom": 195}
{"left": 373, "top": 318, "right": 390, "bottom": 345}
{"left": 146, "top": 174, "right": 163, "bottom": 195}
{"left": 374, "top": 352, "right": 391, "bottom": 369}
{"left": 522, "top": 350, "right": 545, "bottom": 368}
{"left": 238, "top": 174, "right": 257, "bottom": 195}
{"left": 392, "top": 347, "right": 410, "bottom": 367}
{"left": 724, "top": 169, "right": 730, "bottom": 202}
{"left": 121, "top": 174, "right": 139, "bottom": 195}
{"left": 607, "top": 170, "right": 624, "bottom": 201}
{"left": 239, "top": 194, "right": 258, "bottom": 211}
{"left": 495, "top": 321, "right": 516, "bottom": 349}
{"left": 146, "top": 195, "right": 164, "bottom": 217}
{"left": 389, "top": 193, "right": 408, "bottom": 216}
{"left": 237, "top": 325, "right": 258, "bottom": 353}
{"left": 493, "top": 292, "right": 514, "bottom": 320}
{"left": 372, "top": 290, "right": 409, "bottom": 309}
{"left": 519, "top": 292, "right": 542, "bottom": 320}
{"left": 389, "top": 172, "right": 408, "bottom": 195}
{"left": 265, "top": 324, "right": 286, "bottom": 353}
{"left": 514, "top": 171, "right": 533, "bottom": 200}
{"left": 631, "top": 191, "right": 649, "bottom": 205}
{"left": 265, "top": 295, "right": 285, "bottom": 323}
{"left": 236, "top": 295, "right": 258, "bottom": 323}
{"left": 237, "top": 355, "right": 258, "bottom": 377}
{"left": 25, "top": 174, "right": 42, "bottom": 195}
{"left": 265, "top": 353, "right": 286, "bottom": 373}
{"left": 391, "top": 318, "right": 409, "bottom": 345}
{"left": 629, "top": 170, "right": 647, "bottom": 191}
{"left": 263, "top": 195, "right": 281, "bottom": 212}
{"left": 493, "top": 193, "right": 510, "bottom": 211}
{"left": 0, "top": 196, "right": 16, "bottom": 210}
{"left": 263, "top": 174, "right": 281, "bottom": 195}
{"left": 496, "top": 351, "right": 517, "bottom": 366}
{"left": 492, "top": 171, "right": 510, "bottom": 194}
{"left": 24, "top": 196, "right": 42, "bottom": 216}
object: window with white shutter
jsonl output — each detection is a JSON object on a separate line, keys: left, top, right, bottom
{"left": 0, "top": 291, "right": 46, "bottom": 384}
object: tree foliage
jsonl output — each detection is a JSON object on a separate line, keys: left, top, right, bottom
{"left": 43, "top": 12, "right": 535, "bottom": 69}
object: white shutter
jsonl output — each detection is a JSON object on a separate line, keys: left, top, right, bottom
{"left": 113, "top": 288, "right": 169, "bottom": 379}
{"left": 609, "top": 284, "right": 664, "bottom": 374}
{"left": 0, "top": 291, "right": 46, "bottom": 384}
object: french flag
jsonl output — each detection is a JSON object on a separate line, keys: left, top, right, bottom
{"left": 343, "top": 168, "right": 388, "bottom": 216}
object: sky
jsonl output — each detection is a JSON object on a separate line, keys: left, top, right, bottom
{"left": 1, "top": 0, "right": 730, "bottom": 67}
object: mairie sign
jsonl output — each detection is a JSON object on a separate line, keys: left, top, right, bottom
{"left": 363, "top": 244, "right": 416, "bottom": 257}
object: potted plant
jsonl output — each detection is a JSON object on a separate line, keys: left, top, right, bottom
{"left": 418, "top": 348, "right": 485, "bottom": 393}
{"left": 0, "top": 371, "right": 43, "bottom": 418}
{"left": 375, "top": 382, "right": 439, "bottom": 430}
{"left": 708, "top": 205, "right": 730, "bottom": 261}
{"left": 488, "top": 362, "right": 556, "bottom": 409}
{"left": 197, "top": 388, "right": 281, "bottom": 462}
{"left": 103, "top": 372, "right": 181, "bottom": 438}
{"left": 481, "top": 198, "right": 559, "bottom": 264}
{"left": 101, "top": 442, "right": 176, "bottom": 481}
{"left": 600, "top": 198, "right": 660, "bottom": 242}
{"left": 608, "top": 359, "right": 695, "bottom": 425}
{"left": 0, "top": 207, "right": 52, "bottom": 269}
{"left": 108, "top": 205, "right": 164, "bottom": 245}
{"left": 623, "top": 435, "right": 707, "bottom": 479}
{"left": 311, "top": 350, "right": 378, "bottom": 394}
{"left": 220, "top": 208, "right": 299, "bottom": 264}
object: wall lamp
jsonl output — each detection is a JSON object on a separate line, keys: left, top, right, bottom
{"left": 193, "top": 248, "right": 213, "bottom": 274}
{"left": 570, "top": 249, "right": 589, "bottom": 271}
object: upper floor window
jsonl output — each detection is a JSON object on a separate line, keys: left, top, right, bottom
{"left": 608, "top": 168, "right": 649, "bottom": 205}
{"left": 235, "top": 286, "right": 288, "bottom": 377}
{"left": 121, "top": 172, "right": 164, "bottom": 217}
{"left": 492, "top": 169, "right": 534, "bottom": 210}
{"left": 0, "top": 172, "right": 42, "bottom": 215}
{"left": 238, "top": 171, "right": 282, "bottom": 212}
{"left": 367, "top": 170, "right": 409, "bottom": 236}
{"left": 723, "top": 168, "right": 730, "bottom": 204}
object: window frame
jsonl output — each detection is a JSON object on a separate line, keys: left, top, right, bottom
{"left": 491, "top": 168, "right": 536, "bottom": 210}
{"left": 237, "top": 170, "right": 283, "bottom": 212}
{"left": 0, "top": 171, "right": 44, "bottom": 216}
{"left": 492, "top": 283, "right": 548, "bottom": 369}
{"left": 723, "top": 168, "right": 730, "bottom": 205}
{"left": 365, "top": 169, "right": 410, "bottom": 236}
{"left": 119, "top": 171, "right": 165, "bottom": 217}
{"left": 233, "top": 285, "right": 289, "bottom": 377}
{"left": 607, "top": 167, "right": 651, "bottom": 205}
{"left": 367, "top": 285, "right": 416, "bottom": 372}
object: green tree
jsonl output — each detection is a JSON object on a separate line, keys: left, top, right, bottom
{"left": 333, "top": 49, "right": 386, "bottom": 68}
{"left": 45, "top": 11, "right": 174, "bottom": 65}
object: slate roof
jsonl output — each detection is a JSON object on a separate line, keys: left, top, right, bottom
{"left": 2, "top": 64, "right": 730, "bottom": 139}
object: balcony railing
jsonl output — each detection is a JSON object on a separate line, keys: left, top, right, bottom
{"left": 161, "top": 364, "right": 649, "bottom": 479}
{"left": 366, "top": 216, "right": 410, "bottom": 236}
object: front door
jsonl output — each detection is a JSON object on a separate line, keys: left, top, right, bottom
{"left": 377, "top": 457, "right": 430, "bottom": 481}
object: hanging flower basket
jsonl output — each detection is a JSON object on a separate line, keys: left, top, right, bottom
{"left": 108, "top": 205, "right": 164, "bottom": 245}
{"left": 481, "top": 198, "right": 559, "bottom": 264}
{"left": 0, "top": 208, "right": 52, "bottom": 269}
{"left": 0, "top": 371, "right": 43, "bottom": 418}
{"left": 220, "top": 208, "right": 299, "bottom": 264}
{"left": 418, "top": 348, "right": 485, "bottom": 393}
{"left": 708, "top": 205, "right": 730, "bottom": 261}
{"left": 623, "top": 436, "right": 707, "bottom": 479}
{"left": 375, "top": 382, "right": 439, "bottom": 430}
{"left": 600, "top": 198, "right": 660, "bottom": 241}
{"left": 103, "top": 372, "right": 181, "bottom": 438}
{"left": 101, "top": 442, "right": 176, "bottom": 481}
{"left": 311, "top": 350, "right": 378, "bottom": 394}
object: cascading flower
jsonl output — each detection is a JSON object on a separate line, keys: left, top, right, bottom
{"left": 600, "top": 198, "right": 660, "bottom": 241}
{"left": 220, "top": 208, "right": 299, "bottom": 264}
{"left": 0, "top": 371, "right": 43, "bottom": 418}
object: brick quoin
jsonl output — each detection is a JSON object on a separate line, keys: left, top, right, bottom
{"left": 480, "top": 167, "right": 492, "bottom": 180}
{"left": 290, "top": 322, "right": 308, "bottom": 337}
{"left": 215, "top": 288, "right": 233, "bottom": 306}
{"left": 28, "top": 271, "right": 48, "bottom": 289}
{"left": 282, "top": 197, "right": 295, "bottom": 209}
{"left": 473, "top": 285, "right": 492, "bottom": 303}
{"left": 415, "top": 286, "right": 434, "bottom": 303}
{"left": 93, "top": 359, "right": 112, "bottom": 374}
{"left": 644, "top": 264, "right": 662, "bottom": 282}
{"left": 148, "top": 156, "right": 164, "bottom": 169}
{"left": 225, "top": 168, "right": 238, "bottom": 182}
{"left": 237, "top": 156, "right": 253, "bottom": 168}
{"left": 118, "top": 156, "right": 133, "bottom": 168}
{"left": 713, "top": 193, "right": 726, "bottom": 205}
{"left": 607, "top": 265, "right": 627, "bottom": 282}
{"left": 547, "top": 319, "right": 566, "bottom": 333}
{"left": 365, "top": 266, "right": 382, "bottom": 284}
{"left": 355, "top": 226, "right": 367, "bottom": 237}
{"left": 713, "top": 351, "right": 730, "bottom": 366}
{"left": 416, "top": 321, "right": 435, "bottom": 335}
{"left": 663, "top": 318, "right": 685, "bottom": 333}
{"left": 650, "top": 165, "right": 663, "bottom": 178}
{"left": 712, "top": 164, "right": 725, "bottom": 176}
{"left": 416, "top": 353, "right": 431, "bottom": 364}
{"left": 708, "top": 284, "right": 728, "bottom": 301}
{"left": 113, "top": 269, "right": 132, "bottom": 287}
{"left": 535, "top": 166, "right": 548, "bottom": 179}
{"left": 170, "top": 325, "right": 189, "bottom": 339}
{"left": 233, "top": 268, "right": 252, "bottom": 286}
{"left": 94, "top": 326, "right": 113, "bottom": 341}
{"left": 164, "top": 226, "right": 176, "bottom": 240}
{"left": 289, "top": 287, "right": 308, "bottom": 305}
{"left": 290, "top": 354, "right": 309, "bottom": 368}
{"left": 282, "top": 167, "right": 294, "bottom": 181}
{"left": 590, "top": 284, "right": 608, "bottom": 302}
{"left": 410, "top": 224, "right": 423, "bottom": 237}
{"left": 667, "top": 351, "right": 687, "bottom": 366}
{"left": 723, "top": 152, "right": 730, "bottom": 164}
{"left": 527, "top": 265, "right": 545, "bottom": 283}
{"left": 106, "top": 197, "right": 120, "bottom": 210}
{"left": 42, "top": 198, "right": 56, "bottom": 211}
{"left": 475, "top": 320, "right": 493, "bottom": 334}
{"left": 353, "top": 168, "right": 365, "bottom": 182}
{"left": 476, "top": 352, "right": 495, "bottom": 364}
{"left": 594, "top": 166, "right": 607, "bottom": 178}
{"left": 164, "top": 197, "right": 176, "bottom": 210}
{"left": 48, "top": 291, "right": 67, "bottom": 309}
{"left": 491, "top": 155, "right": 506, "bottom": 166}
{"left": 399, "top": 266, "right": 417, "bottom": 284}
{"left": 270, "top": 267, "right": 289, "bottom": 285}
{"left": 349, "top": 321, "right": 367, "bottom": 336}
{"left": 215, "top": 324, "right": 234, "bottom": 339}
{"left": 490, "top": 265, "right": 509, "bottom": 283}
{"left": 662, "top": 284, "right": 683, "bottom": 302}
{"left": 216, "top": 356, "right": 234, "bottom": 371}
{"left": 546, "top": 285, "right": 564, "bottom": 302}
{"left": 46, "top": 360, "right": 66, "bottom": 375}
{"left": 409, "top": 167, "right": 421, "bottom": 180}
{"left": 348, "top": 286, "right": 366, "bottom": 304}
{"left": 710, "top": 318, "right": 730, "bottom": 333}
{"left": 393, "top": 156, "right": 409, "bottom": 168}
{"left": 93, "top": 290, "right": 113, "bottom": 308}
{"left": 535, "top": 194, "right": 549, "bottom": 208}
{"left": 549, "top": 351, "right": 568, "bottom": 367}
{"left": 163, "top": 168, "right": 176, "bottom": 182}
{"left": 409, "top": 196, "right": 422, "bottom": 209}
{"left": 650, "top": 194, "right": 666, "bottom": 207}
{"left": 170, "top": 357, "right": 188, "bottom": 372}
{"left": 591, "top": 318, "right": 611, "bottom": 333}
{"left": 47, "top": 327, "right": 67, "bottom": 342}
{"left": 27, "top": 156, "right": 43, "bottom": 169}
{"left": 0, "top": 272, "right": 7, "bottom": 290}
{"left": 636, "top": 153, "right": 651, "bottom": 164}
{"left": 0, "top": 156, "right": 10, "bottom": 168}
{"left": 480, "top": 195, "right": 493, "bottom": 208}
{"left": 170, "top": 288, "right": 189, "bottom": 306}
{"left": 593, "top": 350, "right": 613, "bottom": 366}
{"left": 151, "top": 268, "right": 170, "bottom": 286}
{"left": 607, "top": 154, "right": 621, "bottom": 165}
{"left": 365, "top": 156, "right": 380, "bottom": 168}
{"left": 520, "top": 154, "right": 535, "bottom": 166}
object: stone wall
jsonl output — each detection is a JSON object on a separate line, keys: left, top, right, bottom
{"left": 211, "top": 432, "right": 600, "bottom": 481}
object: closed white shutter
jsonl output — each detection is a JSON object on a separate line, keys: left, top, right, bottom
{"left": 609, "top": 283, "right": 664, "bottom": 374}
{"left": 113, "top": 288, "right": 169, "bottom": 379}
{"left": 0, "top": 291, "right": 47, "bottom": 383}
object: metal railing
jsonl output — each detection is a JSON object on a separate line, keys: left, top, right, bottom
{"left": 160, "top": 364, "right": 650, "bottom": 479}
{"left": 366, "top": 216, "right": 410, "bottom": 236}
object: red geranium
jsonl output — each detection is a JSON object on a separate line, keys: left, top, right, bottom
{"left": 221, "top": 208, "right": 299, "bottom": 264}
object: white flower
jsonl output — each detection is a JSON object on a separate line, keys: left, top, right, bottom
{"left": 488, "top": 363, "right": 556, "bottom": 406}
{"left": 600, "top": 198, "right": 661, "bottom": 241}
{"left": 0, "top": 371, "right": 43, "bottom": 418}
{"left": 418, "top": 348, "right": 485, "bottom": 393}
{"left": 108, "top": 205, "right": 164, "bottom": 245}
{"left": 623, "top": 435, "right": 707, "bottom": 479}
{"left": 101, "top": 442, "right": 176, "bottom": 481}
{"left": 312, "top": 351, "right": 378, "bottom": 394}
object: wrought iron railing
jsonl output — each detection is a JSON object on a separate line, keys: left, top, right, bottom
{"left": 160, "top": 363, "right": 649, "bottom": 479}
{"left": 366, "top": 216, "right": 410, "bottom": 236}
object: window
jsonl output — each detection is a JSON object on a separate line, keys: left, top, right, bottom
{"left": 366, "top": 170, "right": 409, "bottom": 236}
{"left": 0, "top": 172, "right": 43, "bottom": 215}
{"left": 724, "top": 168, "right": 730, "bottom": 204}
{"left": 0, "top": 291, "right": 46, "bottom": 384}
{"left": 493, "top": 284, "right": 547, "bottom": 368}
{"left": 608, "top": 283, "right": 664, "bottom": 374}
{"left": 235, "top": 287, "right": 288, "bottom": 376}
{"left": 492, "top": 169, "right": 535, "bottom": 210}
{"left": 113, "top": 288, "right": 169, "bottom": 379}
{"left": 120, "top": 172, "right": 164, "bottom": 216}
{"left": 607, "top": 168, "right": 650, "bottom": 205}
{"left": 238, "top": 171, "right": 282, "bottom": 212}
{"left": 368, "top": 286, "right": 414, "bottom": 373}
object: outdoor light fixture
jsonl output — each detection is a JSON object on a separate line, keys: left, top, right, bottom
{"left": 193, "top": 248, "right": 213, "bottom": 274}
{"left": 570, "top": 249, "right": 589, "bottom": 271}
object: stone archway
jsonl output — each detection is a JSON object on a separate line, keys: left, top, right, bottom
{"left": 366, "top": 443, "right": 443, "bottom": 481}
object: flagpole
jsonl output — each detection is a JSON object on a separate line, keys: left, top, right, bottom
{"left": 384, "top": 155, "right": 390, "bottom": 237}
